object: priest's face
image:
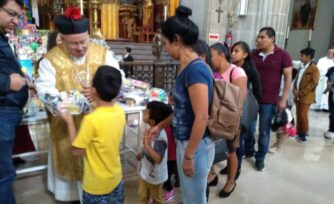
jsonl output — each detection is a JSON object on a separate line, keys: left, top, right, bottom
{"left": 0, "top": 1, "right": 22, "bottom": 34}
{"left": 61, "top": 32, "right": 90, "bottom": 58}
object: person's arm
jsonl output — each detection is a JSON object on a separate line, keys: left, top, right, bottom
{"left": 183, "top": 83, "right": 209, "bottom": 177}
{"left": 248, "top": 66, "right": 262, "bottom": 102}
{"left": 147, "top": 114, "right": 173, "bottom": 138}
{"left": 57, "top": 110, "right": 85, "bottom": 156}
{"left": 35, "top": 59, "right": 59, "bottom": 98}
{"left": 278, "top": 67, "right": 292, "bottom": 110}
{"left": 232, "top": 77, "right": 248, "bottom": 102}
{"left": 143, "top": 132, "right": 167, "bottom": 164}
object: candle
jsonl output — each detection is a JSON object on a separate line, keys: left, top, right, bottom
{"left": 80, "top": 0, "right": 83, "bottom": 15}
{"left": 286, "top": 26, "right": 290, "bottom": 39}
{"left": 308, "top": 29, "right": 312, "bottom": 41}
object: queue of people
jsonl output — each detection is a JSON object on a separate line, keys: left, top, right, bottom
{"left": 1, "top": 1, "right": 333, "bottom": 204}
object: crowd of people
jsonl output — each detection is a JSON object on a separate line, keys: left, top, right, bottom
{"left": 1, "top": 1, "right": 334, "bottom": 204}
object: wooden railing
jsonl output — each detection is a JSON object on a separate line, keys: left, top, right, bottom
{"left": 119, "top": 60, "right": 179, "bottom": 92}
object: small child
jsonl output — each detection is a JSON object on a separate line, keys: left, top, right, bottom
{"left": 137, "top": 101, "right": 173, "bottom": 204}
{"left": 58, "top": 66, "right": 126, "bottom": 204}
{"left": 269, "top": 108, "right": 296, "bottom": 153}
{"left": 163, "top": 92, "right": 178, "bottom": 202}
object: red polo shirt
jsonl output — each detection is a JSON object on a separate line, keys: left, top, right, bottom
{"left": 251, "top": 46, "right": 292, "bottom": 104}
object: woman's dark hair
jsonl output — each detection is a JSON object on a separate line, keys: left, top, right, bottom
{"left": 0, "top": 0, "right": 24, "bottom": 8}
{"left": 146, "top": 101, "right": 173, "bottom": 124}
{"left": 210, "top": 42, "right": 231, "bottom": 63}
{"left": 161, "top": 6, "right": 198, "bottom": 46}
{"left": 47, "top": 31, "right": 60, "bottom": 51}
{"left": 231, "top": 41, "right": 254, "bottom": 67}
{"left": 192, "top": 39, "right": 212, "bottom": 68}
{"left": 92, "top": 65, "right": 122, "bottom": 101}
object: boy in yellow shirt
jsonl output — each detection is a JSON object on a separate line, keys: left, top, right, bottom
{"left": 58, "top": 65, "right": 125, "bottom": 204}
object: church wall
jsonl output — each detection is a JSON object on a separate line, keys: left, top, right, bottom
{"left": 180, "top": 0, "right": 209, "bottom": 40}
{"left": 286, "top": 0, "right": 334, "bottom": 61}
{"left": 182, "top": 0, "right": 290, "bottom": 49}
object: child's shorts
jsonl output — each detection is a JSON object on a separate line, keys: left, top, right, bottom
{"left": 83, "top": 180, "right": 124, "bottom": 204}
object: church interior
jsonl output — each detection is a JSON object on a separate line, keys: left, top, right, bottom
{"left": 4, "top": 0, "right": 334, "bottom": 204}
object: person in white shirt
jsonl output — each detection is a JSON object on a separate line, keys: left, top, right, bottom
{"left": 311, "top": 45, "right": 334, "bottom": 110}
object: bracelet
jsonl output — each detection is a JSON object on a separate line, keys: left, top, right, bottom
{"left": 184, "top": 155, "right": 194, "bottom": 160}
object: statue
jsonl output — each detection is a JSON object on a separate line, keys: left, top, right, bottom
{"left": 152, "top": 29, "right": 162, "bottom": 60}
{"left": 142, "top": 0, "right": 154, "bottom": 27}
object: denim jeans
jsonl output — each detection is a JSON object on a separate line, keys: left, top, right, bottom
{"left": 241, "top": 117, "right": 257, "bottom": 156}
{"left": 82, "top": 181, "right": 124, "bottom": 204}
{"left": 176, "top": 137, "right": 215, "bottom": 204}
{"left": 255, "top": 104, "right": 276, "bottom": 162}
{"left": 0, "top": 107, "right": 23, "bottom": 204}
{"left": 329, "top": 92, "right": 334, "bottom": 132}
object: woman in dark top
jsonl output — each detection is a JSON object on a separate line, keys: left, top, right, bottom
{"left": 226, "top": 41, "right": 261, "bottom": 175}
{"left": 147, "top": 6, "right": 214, "bottom": 204}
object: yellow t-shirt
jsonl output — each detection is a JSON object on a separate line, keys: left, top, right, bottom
{"left": 72, "top": 104, "right": 126, "bottom": 195}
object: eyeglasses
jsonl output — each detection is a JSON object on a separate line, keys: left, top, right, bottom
{"left": 0, "top": 7, "right": 22, "bottom": 20}
{"left": 67, "top": 38, "right": 90, "bottom": 48}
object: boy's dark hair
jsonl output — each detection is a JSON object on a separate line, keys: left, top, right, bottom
{"left": 192, "top": 39, "right": 212, "bottom": 68}
{"left": 328, "top": 43, "right": 334, "bottom": 50}
{"left": 125, "top": 47, "right": 132, "bottom": 53}
{"left": 146, "top": 101, "right": 173, "bottom": 124}
{"left": 92, "top": 65, "right": 122, "bottom": 102}
{"left": 210, "top": 42, "right": 231, "bottom": 63}
{"left": 300, "top": 47, "right": 315, "bottom": 59}
{"left": 0, "top": 0, "right": 24, "bottom": 8}
{"left": 161, "top": 6, "right": 198, "bottom": 46}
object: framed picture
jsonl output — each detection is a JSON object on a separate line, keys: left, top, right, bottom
{"left": 291, "top": 0, "right": 319, "bottom": 29}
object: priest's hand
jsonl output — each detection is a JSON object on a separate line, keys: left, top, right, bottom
{"left": 81, "top": 85, "right": 94, "bottom": 103}
{"left": 10, "top": 73, "right": 26, "bottom": 91}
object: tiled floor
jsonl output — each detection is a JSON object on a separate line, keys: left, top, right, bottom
{"left": 13, "top": 110, "right": 334, "bottom": 204}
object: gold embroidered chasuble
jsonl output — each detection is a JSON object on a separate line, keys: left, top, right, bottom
{"left": 44, "top": 43, "right": 107, "bottom": 180}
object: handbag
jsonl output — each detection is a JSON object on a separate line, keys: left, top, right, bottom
{"left": 213, "top": 139, "right": 228, "bottom": 164}
{"left": 240, "top": 90, "right": 259, "bottom": 133}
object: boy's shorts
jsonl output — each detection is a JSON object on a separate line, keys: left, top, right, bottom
{"left": 83, "top": 180, "right": 124, "bottom": 204}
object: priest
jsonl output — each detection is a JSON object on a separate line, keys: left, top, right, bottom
{"left": 35, "top": 6, "right": 123, "bottom": 203}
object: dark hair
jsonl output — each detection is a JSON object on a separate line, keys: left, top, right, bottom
{"left": 125, "top": 47, "right": 132, "bottom": 53}
{"left": 300, "top": 47, "right": 315, "bottom": 59}
{"left": 328, "top": 43, "right": 334, "bottom": 50}
{"left": 210, "top": 42, "right": 231, "bottom": 63}
{"left": 92, "top": 65, "right": 122, "bottom": 102}
{"left": 259, "top": 27, "right": 276, "bottom": 38}
{"left": 192, "top": 39, "right": 212, "bottom": 68}
{"left": 0, "top": 0, "right": 24, "bottom": 8}
{"left": 231, "top": 41, "right": 254, "bottom": 66}
{"left": 161, "top": 6, "right": 198, "bottom": 46}
{"left": 47, "top": 31, "right": 60, "bottom": 51}
{"left": 146, "top": 101, "right": 173, "bottom": 124}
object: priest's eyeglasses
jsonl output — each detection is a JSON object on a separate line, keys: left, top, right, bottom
{"left": 68, "top": 38, "right": 91, "bottom": 48}
{"left": 0, "top": 7, "right": 22, "bottom": 20}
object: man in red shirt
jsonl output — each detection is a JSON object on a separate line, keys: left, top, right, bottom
{"left": 249, "top": 27, "right": 292, "bottom": 171}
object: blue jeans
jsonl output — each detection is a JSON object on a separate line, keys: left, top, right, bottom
{"left": 329, "top": 92, "right": 334, "bottom": 132}
{"left": 0, "top": 107, "right": 23, "bottom": 204}
{"left": 82, "top": 181, "right": 124, "bottom": 204}
{"left": 255, "top": 104, "right": 276, "bottom": 162}
{"left": 176, "top": 137, "right": 214, "bottom": 204}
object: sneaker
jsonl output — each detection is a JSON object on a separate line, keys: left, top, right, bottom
{"left": 324, "top": 131, "right": 334, "bottom": 139}
{"left": 296, "top": 135, "right": 308, "bottom": 144}
{"left": 242, "top": 152, "right": 254, "bottom": 159}
{"left": 255, "top": 160, "right": 265, "bottom": 171}
{"left": 163, "top": 190, "right": 176, "bottom": 202}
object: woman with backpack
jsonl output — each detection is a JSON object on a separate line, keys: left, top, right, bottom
{"left": 221, "top": 41, "right": 262, "bottom": 180}
{"left": 210, "top": 42, "right": 248, "bottom": 198}
{"left": 147, "top": 6, "right": 215, "bottom": 204}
